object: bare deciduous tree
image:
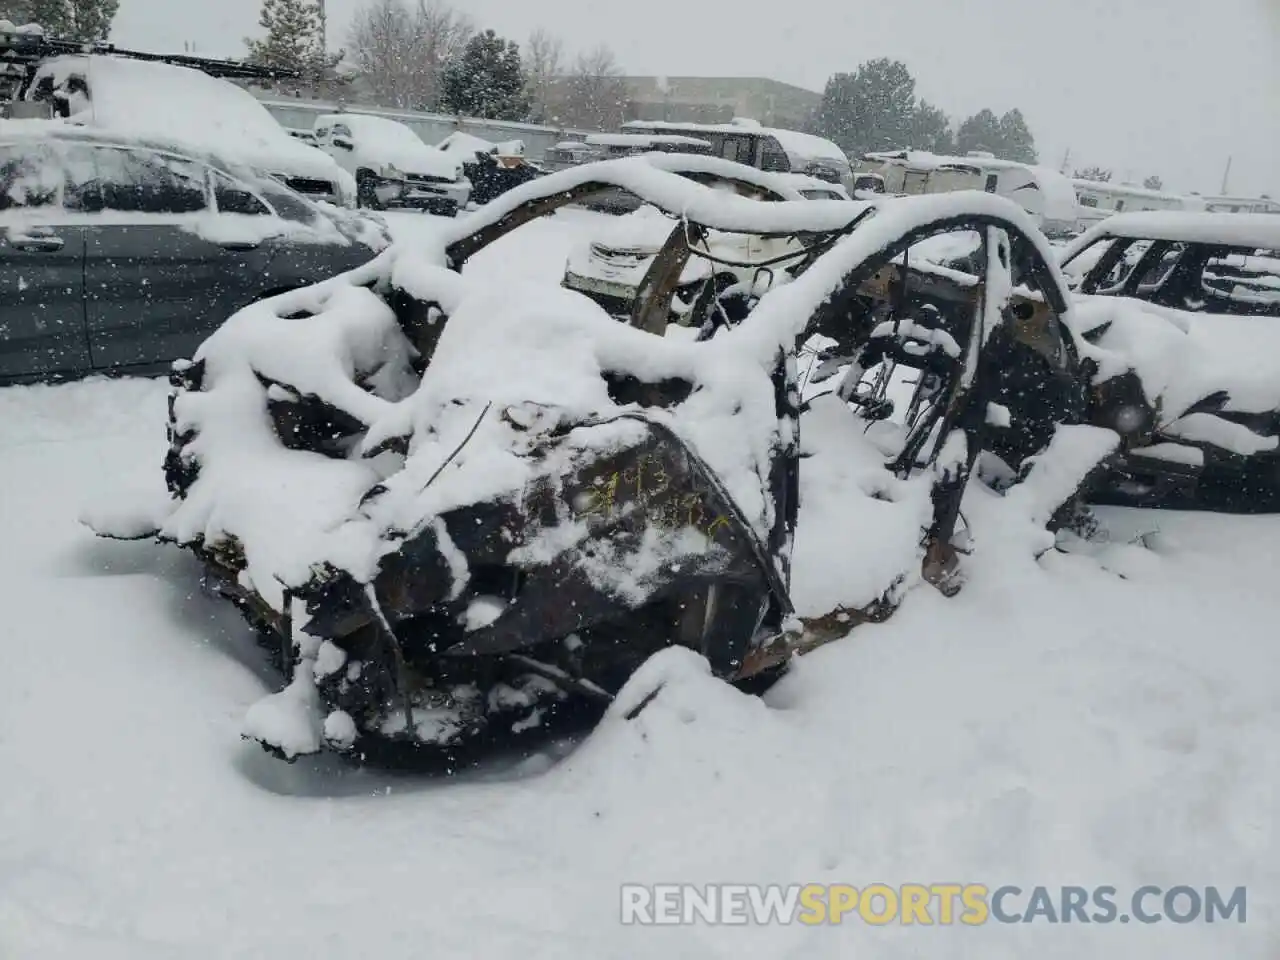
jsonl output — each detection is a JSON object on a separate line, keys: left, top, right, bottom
{"left": 346, "top": 0, "right": 413, "bottom": 106}
{"left": 412, "top": 0, "right": 473, "bottom": 109}
{"left": 346, "top": 0, "right": 473, "bottom": 110}
{"left": 523, "top": 27, "right": 563, "bottom": 122}
{"left": 559, "top": 44, "right": 631, "bottom": 131}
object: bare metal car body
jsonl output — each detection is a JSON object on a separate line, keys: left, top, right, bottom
{"left": 1058, "top": 211, "right": 1280, "bottom": 317}
{"left": 99, "top": 155, "right": 1280, "bottom": 766}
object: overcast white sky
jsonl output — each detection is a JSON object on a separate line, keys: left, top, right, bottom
{"left": 114, "top": 0, "right": 1279, "bottom": 196}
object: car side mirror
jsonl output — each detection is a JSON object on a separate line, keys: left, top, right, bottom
{"left": 332, "top": 136, "right": 354, "bottom": 151}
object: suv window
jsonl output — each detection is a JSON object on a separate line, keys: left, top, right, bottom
{"left": 213, "top": 172, "right": 270, "bottom": 215}
{"left": 0, "top": 140, "right": 101, "bottom": 211}
{"left": 759, "top": 136, "right": 790, "bottom": 172}
{"left": 1136, "top": 242, "right": 1186, "bottom": 291}
{"left": 1090, "top": 238, "right": 1151, "bottom": 293}
{"left": 93, "top": 147, "right": 209, "bottom": 214}
{"left": 0, "top": 141, "right": 62, "bottom": 209}
{"left": 257, "top": 180, "right": 321, "bottom": 224}
{"left": 719, "top": 136, "right": 752, "bottom": 164}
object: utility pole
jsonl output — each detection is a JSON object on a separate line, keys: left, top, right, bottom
{"left": 1059, "top": 146, "right": 1071, "bottom": 175}
{"left": 1220, "top": 155, "right": 1233, "bottom": 195}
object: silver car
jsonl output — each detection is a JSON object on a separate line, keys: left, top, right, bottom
{"left": 0, "top": 124, "right": 389, "bottom": 383}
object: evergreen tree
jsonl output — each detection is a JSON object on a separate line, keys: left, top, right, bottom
{"left": 907, "top": 99, "right": 954, "bottom": 154}
{"left": 245, "top": 0, "right": 340, "bottom": 81}
{"left": 1074, "top": 166, "right": 1112, "bottom": 182}
{"left": 956, "top": 108, "right": 1002, "bottom": 155}
{"left": 1143, "top": 174, "right": 1164, "bottom": 191}
{"left": 995, "top": 108, "right": 1037, "bottom": 164}
{"left": 809, "top": 58, "right": 917, "bottom": 158}
{"left": 439, "top": 29, "right": 528, "bottom": 119}
{"left": 957, "top": 108, "right": 1037, "bottom": 163}
{"left": 3, "top": 0, "right": 119, "bottom": 40}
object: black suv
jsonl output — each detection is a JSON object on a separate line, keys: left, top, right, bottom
{"left": 0, "top": 124, "right": 388, "bottom": 383}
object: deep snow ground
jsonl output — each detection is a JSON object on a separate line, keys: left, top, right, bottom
{"left": 0, "top": 210, "right": 1275, "bottom": 959}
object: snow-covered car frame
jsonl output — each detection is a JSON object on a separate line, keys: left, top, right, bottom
{"left": 560, "top": 155, "right": 852, "bottom": 323}
{"left": 113, "top": 153, "right": 1280, "bottom": 766}
{"left": 1058, "top": 211, "right": 1280, "bottom": 317}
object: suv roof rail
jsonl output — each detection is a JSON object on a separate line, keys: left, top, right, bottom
{"left": 0, "top": 27, "right": 301, "bottom": 81}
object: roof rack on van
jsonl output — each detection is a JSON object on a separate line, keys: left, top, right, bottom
{"left": 0, "top": 25, "right": 300, "bottom": 82}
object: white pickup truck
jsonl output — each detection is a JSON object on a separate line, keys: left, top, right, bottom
{"left": 312, "top": 112, "right": 471, "bottom": 215}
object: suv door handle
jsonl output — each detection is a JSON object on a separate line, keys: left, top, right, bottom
{"left": 10, "top": 233, "right": 65, "bottom": 252}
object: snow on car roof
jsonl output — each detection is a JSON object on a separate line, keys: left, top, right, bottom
{"left": 1070, "top": 179, "right": 1195, "bottom": 203}
{"left": 1063, "top": 211, "right": 1280, "bottom": 255}
{"left": 319, "top": 111, "right": 415, "bottom": 136}
{"left": 318, "top": 110, "right": 460, "bottom": 179}
{"left": 586, "top": 133, "right": 713, "bottom": 148}
{"left": 0, "top": 116, "right": 272, "bottom": 184}
{"left": 620, "top": 120, "right": 847, "bottom": 166}
{"left": 437, "top": 130, "right": 497, "bottom": 155}
{"left": 867, "top": 150, "right": 1079, "bottom": 218}
{"left": 32, "top": 54, "right": 343, "bottom": 183}
{"left": 767, "top": 128, "right": 849, "bottom": 167}
{"left": 864, "top": 149, "right": 992, "bottom": 171}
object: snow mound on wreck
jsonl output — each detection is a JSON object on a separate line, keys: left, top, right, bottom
{"left": 160, "top": 244, "right": 790, "bottom": 614}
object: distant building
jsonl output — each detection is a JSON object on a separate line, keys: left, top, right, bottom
{"left": 622, "top": 76, "right": 820, "bottom": 130}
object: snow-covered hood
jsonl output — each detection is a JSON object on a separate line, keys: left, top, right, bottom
{"left": 239, "top": 137, "right": 352, "bottom": 188}
{"left": 354, "top": 140, "right": 462, "bottom": 181}
{"left": 1069, "top": 295, "right": 1280, "bottom": 420}
{"left": 328, "top": 115, "right": 464, "bottom": 181}
{"left": 567, "top": 206, "right": 736, "bottom": 287}
{"left": 580, "top": 205, "right": 684, "bottom": 256}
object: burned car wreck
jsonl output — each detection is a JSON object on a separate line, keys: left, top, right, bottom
{"left": 112, "top": 154, "right": 1280, "bottom": 765}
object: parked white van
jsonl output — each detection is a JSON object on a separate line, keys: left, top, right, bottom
{"left": 1073, "top": 179, "right": 1206, "bottom": 227}
{"left": 857, "top": 150, "right": 1081, "bottom": 237}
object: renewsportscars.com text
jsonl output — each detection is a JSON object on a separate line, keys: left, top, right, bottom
{"left": 620, "top": 883, "right": 1247, "bottom": 926}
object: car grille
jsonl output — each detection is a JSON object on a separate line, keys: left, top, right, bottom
{"left": 589, "top": 243, "right": 654, "bottom": 268}
{"left": 285, "top": 176, "right": 337, "bottom": 198}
